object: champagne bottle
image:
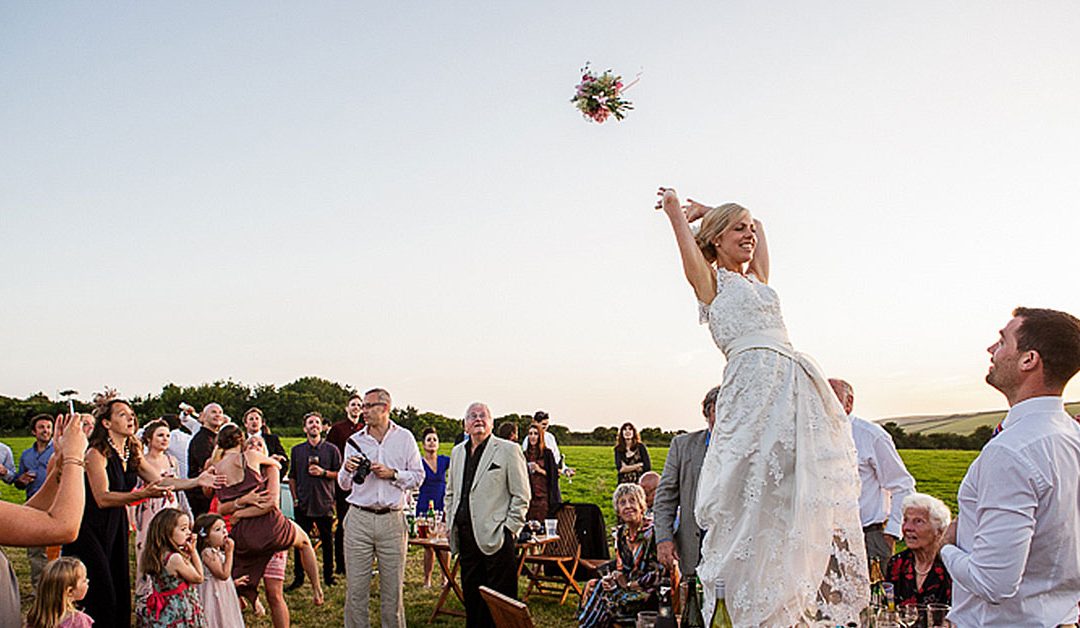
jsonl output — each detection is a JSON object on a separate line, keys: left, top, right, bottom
{"left": 710, "top": 582, "right": 733, "bottom": 628}
{"left": 680, "top": 574, "right": 706, "bottom": 628}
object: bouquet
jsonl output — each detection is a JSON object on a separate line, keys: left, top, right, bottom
{"left": 571, "top": 63, "right": 638, "bottom": 124}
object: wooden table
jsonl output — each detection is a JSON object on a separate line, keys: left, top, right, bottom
{"left": 409, "top": 534, "right": 560, "bottom": 622}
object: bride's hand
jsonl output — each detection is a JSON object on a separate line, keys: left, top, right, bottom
{"left": 682, "top": 198, "right": 710, "bottom": 223}
{"left": 655, "top": 187, "right": 681, "bottom": 216}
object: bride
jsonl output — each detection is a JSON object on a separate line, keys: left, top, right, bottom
{"left": 656, "top": 187, "right": 868, "bottom": 626}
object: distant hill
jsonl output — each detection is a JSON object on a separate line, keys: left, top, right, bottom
{"left": 883, "top": 401, "right": 1080, "bottom": 435}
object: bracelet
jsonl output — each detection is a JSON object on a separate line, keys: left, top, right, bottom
{"left": 62, "top": 458, "right": 86, "bottom": 468}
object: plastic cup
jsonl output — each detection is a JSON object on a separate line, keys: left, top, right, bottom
{"left": 544, "top": 518, "right": 558, "bottom": 537}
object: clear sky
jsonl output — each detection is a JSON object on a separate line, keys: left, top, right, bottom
{"left": 2, "top": 2, "right": 1078, "bottom": 431}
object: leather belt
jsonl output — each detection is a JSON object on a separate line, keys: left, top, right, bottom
{"left": 359, "top": 505, "right": 401, "bottom": 515}
{"left": 862, "top": 522, "right": 885, "bottom": 533}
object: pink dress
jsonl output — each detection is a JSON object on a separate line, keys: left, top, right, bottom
{"left": 57, "top": 611, "right": 94, "bottom": 627}
{"left": 197, "top": 548, "right": 244, "bottom": 628}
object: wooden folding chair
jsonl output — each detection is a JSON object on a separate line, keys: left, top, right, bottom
{"left": 480, "top": 586, "right": 536, "bottom": 628}
{"left": 521, "top": 503, "right": 584, "bottom": 604}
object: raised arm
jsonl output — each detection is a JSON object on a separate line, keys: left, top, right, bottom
{"left": 656, "top": 187, "right": 717, "bottom": 304}
{"left": 747, "top": 218, "right": 770, "bottom": 283}
{"left": 1, "top": 414, "right": 88, "bottom": 546}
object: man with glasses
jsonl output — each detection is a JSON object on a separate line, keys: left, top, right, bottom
{"left": 446, "top": 402, "right": 530, "bottom": 628}
{"left": 338, "top": 388, "right": 422, "bottom": 628}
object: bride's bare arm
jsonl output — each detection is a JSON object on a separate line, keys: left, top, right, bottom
{"left": 656, "top": 187, "right": 716, "bottom": 303}
{"left": 747, "top": 218, "right": 769, "bottom": 283}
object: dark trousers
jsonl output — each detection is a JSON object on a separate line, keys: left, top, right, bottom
{"left": 334, "top": 493, "right": 349, "bottom": 574}
{"left": 293, "top": 511, "right": 335, "bottom": 584}
{"left": 457, "top": 523, "right": 517, "bottom": 628}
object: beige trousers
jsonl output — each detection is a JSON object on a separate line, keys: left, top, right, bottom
{"left": 343, "top": 507, "right": 407, "bottom": 628}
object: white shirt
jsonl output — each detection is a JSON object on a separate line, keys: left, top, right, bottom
{"left": 941, "top": 396, "right": 1080, "bottom": 628}
{"left": 168, "top": 429, "right": 193, "bottom": 478}
{"left": 337, "top": 421, "right": 423, "bottom": 510}
{"left": 850, "top": 415, "right": 916, "bottom": 537}
{"left": 522, "top": 431, "right": 563, "bottom": 468}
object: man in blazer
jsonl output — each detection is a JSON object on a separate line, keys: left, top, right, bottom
{"left": 655, "top": 385, "right": 720, "bottom": 578}
{"left": 446, "top": 401, "right": 529, "bottom": 628}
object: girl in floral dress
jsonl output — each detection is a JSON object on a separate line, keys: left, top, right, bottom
{"left": 135, "top": 508, "right": 206, "bottom": 628}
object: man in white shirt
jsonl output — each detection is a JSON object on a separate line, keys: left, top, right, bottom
{"left": 942, "top": 307, "right": 1080, "bottom": 628}
{"left": 829, "top": 378, "right": 915, "bottom": 566}
{"left": 337, "top": 387, "right": 423, "bottom": 628}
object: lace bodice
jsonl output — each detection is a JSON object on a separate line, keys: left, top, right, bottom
{"left": 698, "top": 268, "right": 787, "bottom": 355}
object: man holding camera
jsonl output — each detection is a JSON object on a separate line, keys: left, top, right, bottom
{"left": 337, "top": 388, "right": 423, "bottom": 628}
{"left": 287, "top": 411, "right": 341, "bottom": 591}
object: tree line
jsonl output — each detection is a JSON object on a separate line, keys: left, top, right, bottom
{"left": 0, "top": 378, "right": 993, "bottom": 449}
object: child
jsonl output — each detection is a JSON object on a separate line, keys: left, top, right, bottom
{"left": 135, "top": 508, "right": 207, "bottom": 628}
{"left": 194, "top": 513, "right": 246, "bottom": 627}
{"left": 24, "top": 557, "right": 92, "bottom": 628}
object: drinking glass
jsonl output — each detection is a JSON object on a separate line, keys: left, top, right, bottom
{"left": 926, "top": 603, "right": 950, "bottom": 627}
{"left": 897, "top": 603, "right": 920, "bottom": 628}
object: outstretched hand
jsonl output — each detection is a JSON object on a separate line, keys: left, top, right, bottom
{"left": 655, "top": 187, "right": 681, "bottom": 216}
{"left": 682, "top": 198, "right": 711, "bottom": 222}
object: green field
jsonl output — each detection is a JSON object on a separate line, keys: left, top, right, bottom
{"left": 1, "top": 438, "right": 977, "bottom": 627}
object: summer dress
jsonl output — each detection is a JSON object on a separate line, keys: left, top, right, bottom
{"left": 693, "top": 267, "right": 868, "bottom": 626}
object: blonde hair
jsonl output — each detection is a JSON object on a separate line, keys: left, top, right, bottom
{"left": 694, "top": 203, "right": 750, "bottom": 265}
{"left": 25, "top": 557, "right": 85, "bottom": 628}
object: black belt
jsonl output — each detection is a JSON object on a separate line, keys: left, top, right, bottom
{"left": 358, "top": 505, "right": 401, "bottom": 515}
{"left": 863, "top": 522, "right": 885, "bottom": 533}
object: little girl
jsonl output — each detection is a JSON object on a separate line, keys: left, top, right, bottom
{"left": 24, "top": 557, "right": 92, "bottom": 628}
{"left": 135, "top": 508, "right": 207, "bottom": 628}
{"left": 194, "top": 513, "right": 246, "bottom": 627}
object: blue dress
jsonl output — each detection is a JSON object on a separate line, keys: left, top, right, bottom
{"left": 416, "top": 454, "right": 450, "bottom": 514}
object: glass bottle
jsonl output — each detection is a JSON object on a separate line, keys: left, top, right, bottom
{"left": 710, "top": 582, "right": 733, "bottom": 628}
{"left": 681, "top": 574, "right": 706, "bottom": 628}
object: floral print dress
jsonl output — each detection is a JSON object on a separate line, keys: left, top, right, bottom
{"left": 135, "top": 553, "right": 206, "bottom": 628}
{"left": 578, "top": 521, "right": 661, "bottom": 627}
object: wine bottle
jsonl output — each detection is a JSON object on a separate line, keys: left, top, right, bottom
{"left": 710, "top": 582, "right": 733, "bottom": 628}
{"left": 680, "top": 574, "right": 706, "bottom": 628}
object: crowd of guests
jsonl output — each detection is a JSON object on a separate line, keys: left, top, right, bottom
{"left": 4, "top": 308, "right": 1080, "bottom": 628}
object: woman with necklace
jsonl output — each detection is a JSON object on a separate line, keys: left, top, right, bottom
{"left": 62, "top": 390, "right": 224, "bottom": 628}
{"left": 578, "top": 483, "right": 661, "bottom": 628}
{"left": 132, "top": 419, "right": 192, "bottom": 598}
{"left": 886, "top": 493, "right": 953, "bottom": 607}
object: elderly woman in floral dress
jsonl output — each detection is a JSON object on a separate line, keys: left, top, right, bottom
{"left": 578, "top": 484, "right": 662, "bottom": 628}
{"left": 885, "top": 493, "right": 953, "bottom": 607}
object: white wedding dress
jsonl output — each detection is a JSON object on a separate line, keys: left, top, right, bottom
{"left": 694, "top": 268, "right": 869, "bottom": 627}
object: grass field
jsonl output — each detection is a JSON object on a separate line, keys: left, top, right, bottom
{"left": 1, "top": 437, "right": 978, "bottom": 626}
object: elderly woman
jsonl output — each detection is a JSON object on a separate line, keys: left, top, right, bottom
{"left": 578, "top": 483, "right": 662, "bottom": 628}
{"left": 885, "top": 492, "right": 953, "bottom": 606}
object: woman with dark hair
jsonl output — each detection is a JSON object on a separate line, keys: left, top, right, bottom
{"left": 496, "top": 421, "right": 519, "bottom": 442}
{"left": 416, "top": 426, "right": 451, "bottom": 587}
{"left": 524, "top": 422, "right": 561, "bottom": 522}
{"left": 211, "top": 424, "right": 324, "bottom": 608}
{"left": 63, "top": 390, "right": 223, "bottom": 628}
{"left": 614, "top": 422, "right": 651, "bottom": 485}
{"left": 133, "top": 419, "right": 192, "bottom": 598}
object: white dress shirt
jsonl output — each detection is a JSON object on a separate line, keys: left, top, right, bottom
{"left": 337, "top": 421, "right": 423, "bottom": 510}
{"left": 850, "top": 415, "right": 916, "bottom": 537}
{"left": 167, "top": 429, "right": 193, "bottom": 478}
{"left": 941, "top": 396, "right": 1080, "bottom": 628}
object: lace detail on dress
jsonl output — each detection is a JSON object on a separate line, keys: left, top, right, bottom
{"left": 692, "top": 267, "right": 868, "bottom": 627}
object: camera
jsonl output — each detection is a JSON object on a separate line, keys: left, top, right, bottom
{"left": 351, "top": 450, "right": 373, "bottom": 484}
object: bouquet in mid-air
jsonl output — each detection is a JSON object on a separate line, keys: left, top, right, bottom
{"left": 571, "top": 63, "right": 638, "bottom": 124}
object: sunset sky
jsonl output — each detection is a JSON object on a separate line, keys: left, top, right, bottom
{"left": 2, "top": 3, "right": 1078, "bottom": 431}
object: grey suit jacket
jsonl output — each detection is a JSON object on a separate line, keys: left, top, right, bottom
{"left": 445, "top": 435, "right": 530, "bottom": 555}
{"left": 653, "top": 428, "right": 709, "bottom": 576}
